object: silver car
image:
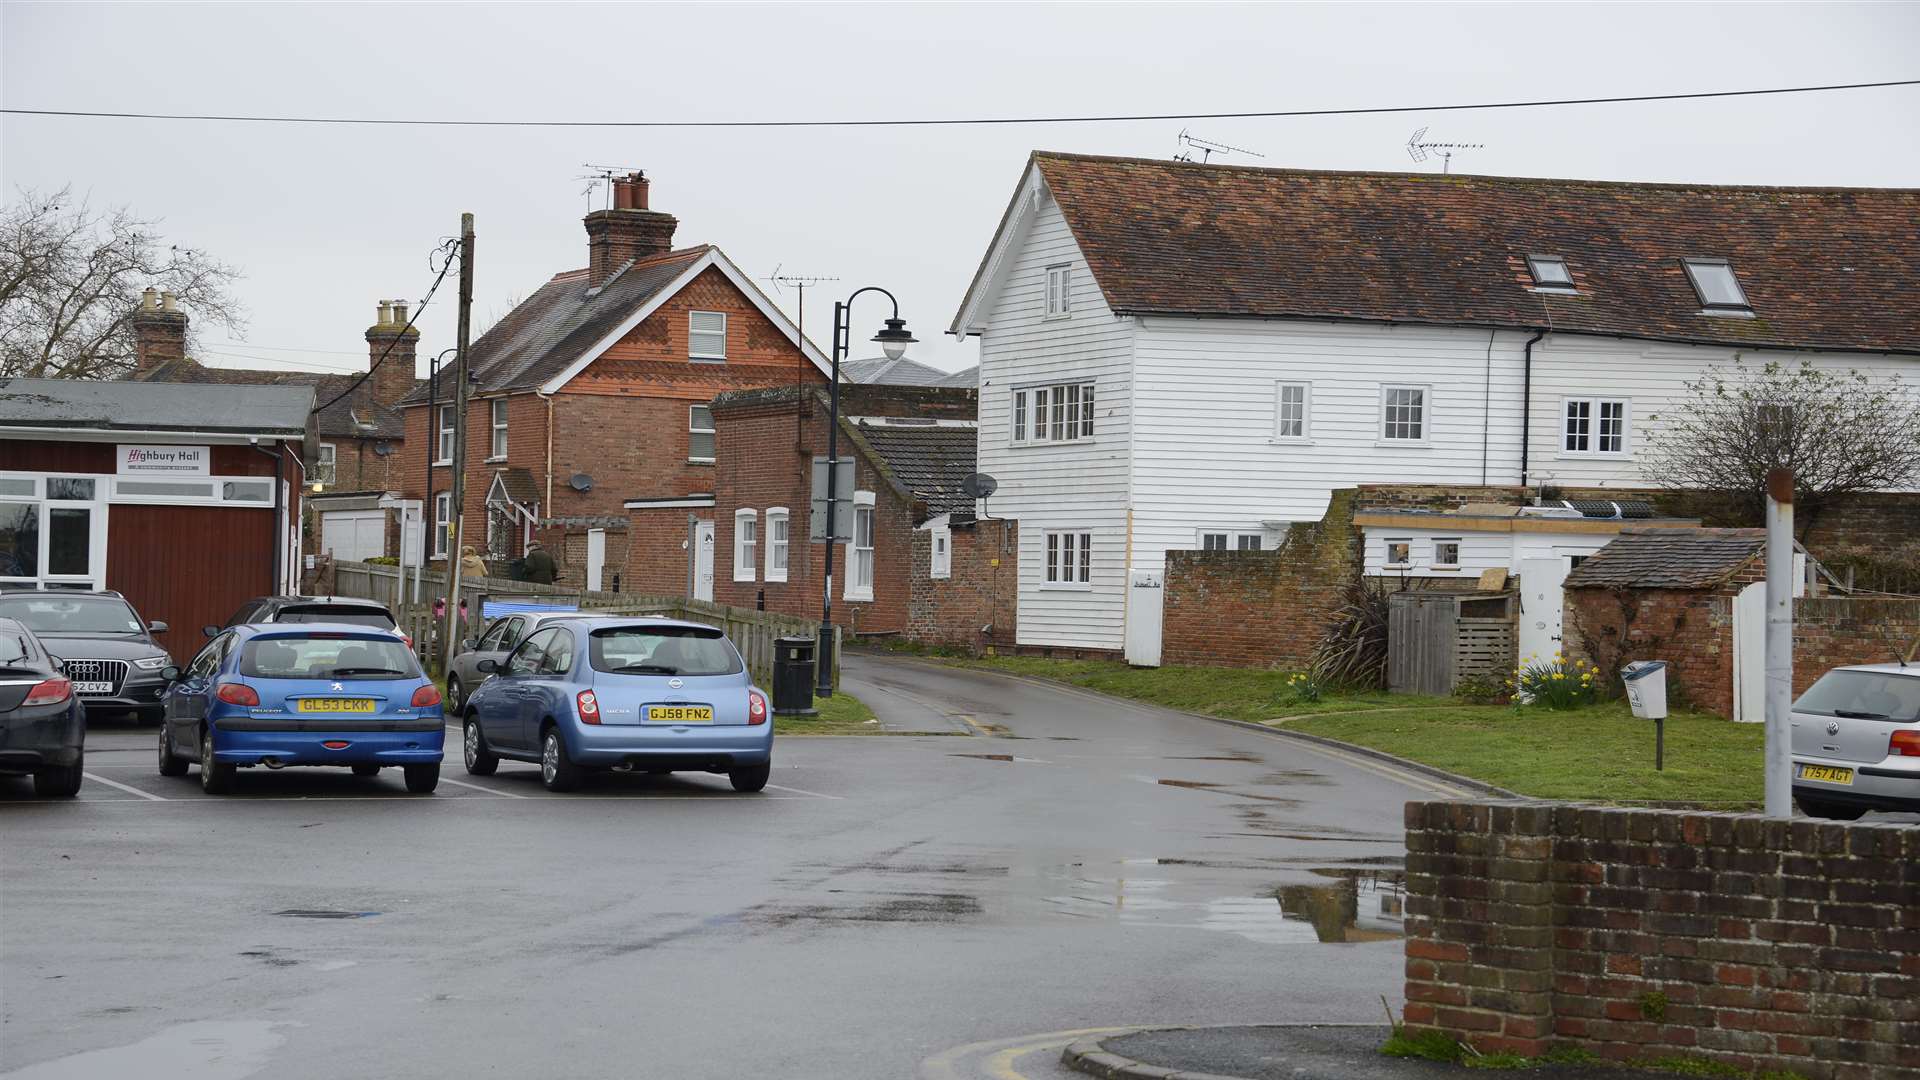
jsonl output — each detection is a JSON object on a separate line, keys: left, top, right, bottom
{"left": 1791, "top": 663, "right": 1920, "bottom": 820}
{"left": 445, "top": 611, "right": 587, "bottom": 712}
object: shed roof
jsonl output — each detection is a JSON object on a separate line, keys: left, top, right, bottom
{"left": 849, "top": 420, "right": 979, "bottom": 520}
{"left": 1562, "top": 528, "right": 1765, "bottom": 590}
{"left": 0, "top": 376, "right": 313, "bottom": 437}
{"left": 136, "top": 357, "right": 406, "bottom": 439}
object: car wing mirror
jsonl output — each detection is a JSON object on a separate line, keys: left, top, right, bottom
{"left": 161, "top": 665, "right": 182, "bottom": 683}
{"left": 201, "top": 624, "right": 220, "bottom": 638}
{"left": 461, "top": 637, "right": 478, "bottom": 650}
{"left": 148, "top": 620, "right": 169, "bottom": 634}
{"left": 475, "top": 658, "right": 498, "bottom": 674}
{"left": 49, "top": 655, "right": 65, "bottom": 672}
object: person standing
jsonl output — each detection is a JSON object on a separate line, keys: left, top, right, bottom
{"left": 459, "top": 545, "right": 489, "bottom": 583}
{"left": 523, "top": 539, "right": 557, "bottom": 585}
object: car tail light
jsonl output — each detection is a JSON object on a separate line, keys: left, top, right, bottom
{"left": 401, "top": 633, "right": 413, "bottom": 648}
{"left": 412, "top": 684, "right": 442, "bottom": 707}
{"left": 215, "top": 682, "right": 260, "bottom": 706}
{"left": 1891, "top": 731, "right": 1920, "bottom": 757}
{"left": 576, "top": 690, "right": 601, "bottom": 724}
{"left": 23, "top": 677, "right": 71, "bottom": 707}
{"left": 747, "top": 690, "right": 767, "bottom": 726}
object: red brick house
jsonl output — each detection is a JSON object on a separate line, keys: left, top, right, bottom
{"left": 708, "top": 384, "right": 1017, "bottom": 649}
{"left": 395, "top": 173, "right": 830, "bottom": 592}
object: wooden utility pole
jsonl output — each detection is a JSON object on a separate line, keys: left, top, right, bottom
{"left": 441, "top": 213, "right": 476, "bottom": 676}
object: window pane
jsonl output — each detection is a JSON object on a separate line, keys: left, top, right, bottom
{"left": 1046, "top": 533, "right": 1060, "bottom": 582}
{"left": 1202, "top": 533, "right": 1227, "bottom": 551}
{"left": 1565, "top": 400, "right": 1591, "bottom": 451}
{"left": 1384, "top": 388, "right": 1425, "bottom": 440}
{"left": 690, "top": 406, "right": 715, "bottom": 459}
{"left": 1081, "top": 384, "right": 1094, "bottom": 437}
{"left": 222, "top": 481, "right": 271, "bottom": 502}
{"left": 1077, "top": 533, "right": 1091, "bottom": 582}
{"left": 1685, "top": 260, "right": 1748, "bottom": 307}
{"left": 0, "top": 503, "right": 40, "bottom": 577}
{"left": 1237, "top": 535, "right": 1262, "bottom": 551}
{"left": 1013, "top": 391, "right": 1026, "bottom": 442}
{"left": 47, "top": 478, "right": 96, "bottom": 500}
{"left": 1599, "top": 401, "right": 1626, "bottom": 453}
{"left": 1050, "top": 390, "right": 1064, "bottom": 440}
{"left": 690, "top": 311, "right": 727, "bottom": 357}
{"left": 1528, "top": 256, "right": 1573, "bottom": 287}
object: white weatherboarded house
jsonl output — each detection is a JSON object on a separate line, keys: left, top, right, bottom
{"left": 949, "top": 153, "right": 1920, "bottom": 662}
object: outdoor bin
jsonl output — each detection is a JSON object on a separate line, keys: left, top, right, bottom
{"left": 1622, "top": 660, "right": 1669, "bottom": 720}
{"left": 772, "top": 636, "right": 817, "bottom": 716}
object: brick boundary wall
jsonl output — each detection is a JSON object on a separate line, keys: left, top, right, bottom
{"left": 1404, "top": 801, "right": 1919, "bottom": 1079}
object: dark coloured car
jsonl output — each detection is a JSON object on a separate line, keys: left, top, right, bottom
{"left": 220, "top": 595, "right": 398, "bottom": 635}
{"left": 0, "top": 590, "right": 173, "bottom": 724}
{"left": 0, "top": 615, "right": 86, "bottom": 796}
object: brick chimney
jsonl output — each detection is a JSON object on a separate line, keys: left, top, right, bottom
{"left": 130, "top": 287, "right": 188, "bottom": 374}
{"left": 584, "top": 172, "right": 678, "bottom": 287}
{"left": 365, "top": 298, "right": 421, "bottom": 409}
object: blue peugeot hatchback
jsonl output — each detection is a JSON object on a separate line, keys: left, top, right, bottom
{"left": 462, "top": 617, "right": 770, "bottom": 793}
{"left": 157, "top": 623, "right": 445, "bottom": 794}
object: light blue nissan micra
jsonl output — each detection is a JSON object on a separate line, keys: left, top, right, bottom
{"left": 461, "top": 617, "right": 771, "bottom": 793}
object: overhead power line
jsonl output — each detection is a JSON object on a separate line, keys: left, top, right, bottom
{"left": 309, "top": 239, "right": 459, "bottom": 418}
{"left": 4, "top": 80, "right": 1915, "bottom": 129}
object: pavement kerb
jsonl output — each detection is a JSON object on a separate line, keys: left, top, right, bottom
{"left": 1059, "top": 1030, "right": 1248, "bottom": 1080}
{"left": 864, "top": 652, "right": 1522, "bottom": 801}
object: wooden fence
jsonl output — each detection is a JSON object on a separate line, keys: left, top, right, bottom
{"left": 328, "top": 561, "right": 836, "bottom": 688}
{"left": 1387, "top": 591, "right": 1517, "bottom": 696}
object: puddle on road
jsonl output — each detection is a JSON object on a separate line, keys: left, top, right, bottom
{"left": 272, "top": 910, "right": 378, "bottom": 920}
{"left": 2, "top": 1020, "right": 295, "bottom": 1080}
{"left": 1043, "top": 867, "right": 1405, "bottom": 946}
{"left": 1170, "top": 751, "right": 1264, "bottom": 763}
{"left": 749, "top": 891, "right": 983, "bottom": 927}
{"left": 950, "top": 753, "right": 1014, "bottom": 762}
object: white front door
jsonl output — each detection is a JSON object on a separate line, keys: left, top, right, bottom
{"left": 694, "top": 520, "right": 715, "bottom": 602}
{"left": 1518, "top": 557, "right": 1570, "bottom": 664}
{"left": 586, "top": 528, "right": 606, "bottom": 592}
{"left": 1124, "top": 568, "right": 1165, "bottom": 667}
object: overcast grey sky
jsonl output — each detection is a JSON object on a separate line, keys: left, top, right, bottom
{"left": 4, "top": 2, "right": 1916, "bottom": 378}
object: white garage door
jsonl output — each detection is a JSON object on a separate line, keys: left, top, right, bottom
{"left": 321, "top": 510, "right": 387, "bottom": 563}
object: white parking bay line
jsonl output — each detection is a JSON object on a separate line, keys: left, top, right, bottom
{"left": 764, "top": 783, "right": 843, "bottom": 800}
{"left": 83, "top": 773, "right": 168, "bottom": 801}
{"left": 435, "top": 776, "right": 530, "bottom": 799}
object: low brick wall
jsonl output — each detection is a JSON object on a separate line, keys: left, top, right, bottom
{"left": 1404, "top": 801, "right": 1919, "bottom": 1079}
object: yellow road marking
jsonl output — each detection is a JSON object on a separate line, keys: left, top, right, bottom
{"left": 918, "top": 1027, "right": 1139, "bottom": 1080}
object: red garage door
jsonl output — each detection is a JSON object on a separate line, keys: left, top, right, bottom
{"left": 107, "top": 505, "right": 275, "bottom": 663}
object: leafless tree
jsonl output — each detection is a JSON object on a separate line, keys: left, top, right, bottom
{"left": 0, "top": 187, "right": 244, "bottom": 379}
{"left": 1640, "top": 360, "right": 1920, "bottom": 519}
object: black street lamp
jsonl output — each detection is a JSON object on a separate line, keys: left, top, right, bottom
{"left": 818, "top": 288, "right": 915, "bottom": 696}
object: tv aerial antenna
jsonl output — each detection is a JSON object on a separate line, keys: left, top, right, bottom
{"left": 766, "top": 264, "right": 842, "bottom": 428}
{"left": 1175, "top": 129, "right": 1265, "bottom": 164}
{"left": 576, "top": 163, "right": 646, "bottom": 211}
{"left": 1406, "top": 128, "right": 1485, "bottom": 174}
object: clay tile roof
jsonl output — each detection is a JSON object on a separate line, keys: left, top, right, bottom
{"left": 135, "top": 358, "right": 400, "bottom": 438}
{"left": 853, "top": 421, "right": 978, "bottom": 518}
{"left": 1563, "top": 528, "right": 1766, "bottom": 590}
{"left": 402, "top": 247, "right": 710, "bottom": 404}
{"left": 1031, "top": 152, "right": 1920, "bottom": 356}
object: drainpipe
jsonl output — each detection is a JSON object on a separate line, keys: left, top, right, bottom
{"left": 1518, "top": 329, "right": 1547, "bottom": 490}
{"left": 251, "top": 439, "right": 285, "bottom": 594}
{"left": 537, "top": 390, "right": 555, "bottom": 507}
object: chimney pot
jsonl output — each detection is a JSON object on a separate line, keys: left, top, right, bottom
{"left": 377, "top": 300, "right": 393, "bottom": 325}
{"left": 583, "top": 172, "right": 675, "bottom": 287}
{"left": 392, "top": 300, "right": 409, "bottom": 324}
{"left": 142, "top": 287, "right": 159, "bottom": 311}
{"left": 628, "top": 172, "right": 649, "bottom": 210}
{"left": 160, "top": 291, "right": 178, "bottom": 312}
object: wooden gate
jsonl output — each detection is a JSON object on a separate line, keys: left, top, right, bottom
{"left": 1388, "top": 591, "right": 1517, "bottom": 696}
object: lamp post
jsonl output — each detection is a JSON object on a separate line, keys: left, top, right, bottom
{"left": 817, "top": 288, "right": 915, "bottom": 697}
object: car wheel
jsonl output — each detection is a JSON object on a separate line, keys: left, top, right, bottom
{"left": 729, "top": 760, "right": 771, "bottom": 794}
{"left": 351, "top": 763, "right": 381, "bottom": 778}
{"left": 463, "top": 718, "right": 498, "bottom": 776}
{"left": 199, "top": 728, "right": 236, "bottom": 795}
{"left": 157, "top": 724, "right": 188, "bottom": 777}
{"left": 33, "top": 754, "right": 84, "bottom": 798}
{"left": 402, "top": 763, "right": 439, "bottom": 794}
{"left": 540, "top": 727, "right": 581, "bottom": 792}
{"left": 446, "top": 676, "right": 464, "bottom": 713}
{"left": 1795, "top": 795, "right": 1867, "bottom": 821}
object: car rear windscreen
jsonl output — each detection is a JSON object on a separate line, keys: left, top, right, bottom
{"left": 275, "top": 605, "right": 396, "bottom": 628}
{"left": 1794, "top": 670, "right": 1920, "bottom": 722}
{"left": 589, "top": 626, "right": 742, "bottom": 677}
{"left": 240, "top": 636, "right": 421, "bottom": 680}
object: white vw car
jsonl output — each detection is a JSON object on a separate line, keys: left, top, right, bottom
{"left": 1791, "top": 663, "right": 1920, "bottom": 820}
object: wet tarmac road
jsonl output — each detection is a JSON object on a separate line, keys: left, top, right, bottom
{"left": 2, "top": 654, "right": 1466, "bottom": 1080}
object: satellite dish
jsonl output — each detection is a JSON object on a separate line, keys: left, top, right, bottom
{"left": 569, "top": 473, "right": 594, "bottom": 492}
{"left": 372, "top": 441, "right": 394, "bottom": 457}
{"left": 959, "top": 472, "right": 998, "bottom": 499}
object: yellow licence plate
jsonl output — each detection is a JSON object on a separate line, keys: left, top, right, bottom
{"left": 1797, "top": 764, "right": 1854, "bottom": 785}
{"left": 298, "top": 698, "right": 376, "bottom": 714}
{"left": 648, "top": 706, "right": 714, "bottom": 724}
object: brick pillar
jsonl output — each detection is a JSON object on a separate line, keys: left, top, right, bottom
{"left": 366, "top": 299, "right": 421, "bottom": 409}
{"left": 130, "top": 287, "right": 188, "bottom": 374}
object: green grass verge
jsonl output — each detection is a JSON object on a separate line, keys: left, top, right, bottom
{"left": 773, "top": 691, "right": 882, "bottom": 736}
{"left": 1288, "top": 702, "right": 1763, "bottom": 806}
{"left": 1380, "top": 1032, "right": 1804, "bottom": 1078}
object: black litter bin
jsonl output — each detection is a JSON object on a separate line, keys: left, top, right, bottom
{"left": 772, "top": 636, "right": 818, "bottom": 716}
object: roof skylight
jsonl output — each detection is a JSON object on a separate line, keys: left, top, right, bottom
{"left": 1682, "top": 258, "right": 1751, "bottom": 311}
{"left": 1526, "top": 255, "right": 1575, "bottom": 290}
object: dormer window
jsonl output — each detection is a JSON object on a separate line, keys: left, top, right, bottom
{"left": 1682, "top": 258, "right": 1751, "bottom": 312}
{"left": 1526, "top": 255, "right": 1575, "bottom": 291}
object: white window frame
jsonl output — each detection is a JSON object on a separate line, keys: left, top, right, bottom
{"left": 1199, "top": 530, "right": 1263, "bottom": 552}
{"left": 1431, "top": 538, "right": 1462, "bottom": 569}
{"left": 1044, "top": 264, "right": 1072, "bottom": 319}
{"left": 1011, "top": 381, "right": 1096, "bottom": 445}
{"left": 689, "top": 310, "right": 728, "bottom": 360}
{"left": 765, "top": 507, "right": 789, "bottom": 583}
{"left": 733, "top": 509, "right": 757, "bottom": 582}
{"left": 1379, "top": 384, "right": 1431, "bottom": 445}
{"left": 1561, "top": 397, "right": 1631, "bottom": 457}
{"left": 316, "top": 443, "right": 337, "bottom": 486}
{"left": 1681, "top": 258, "right": 1751, "bottom": 312}
{"left": 930, "top": 524, "right": 951, "bottom": 580}
{"left": 844, "top": 491, "right": 875, "bottom": 601}
{"left": 1043, "top": 530, "right": 1093, "bottom": 589}
{"left": 432, "top": 492, "right": 452, "bottom": 560}
{"left": 1384, "top": 538, "right": 1412, "bottom": 568}
{"left": 689, "top": 405, "right": 715, "bottom": 463}
{"left": 436, "top": 405, "right": 455, "bottom": 465}
{"left": 1199, "top": 532, "right": 1229, "bottom": 552}
{"left": 488, "top": 398, "right": 508, "bottom": 461}
{"left": 1273, "top": 381, "right": 1311, "bottom": 442}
